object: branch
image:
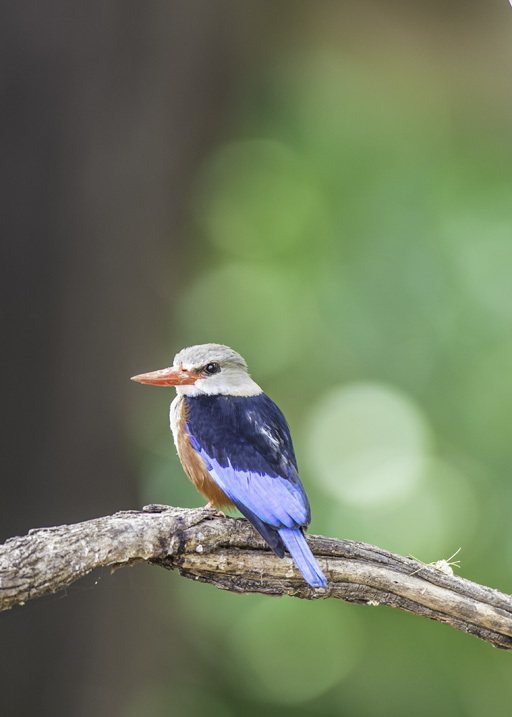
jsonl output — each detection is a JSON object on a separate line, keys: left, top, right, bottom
{"left": 2, "top": 505, "right": 511, "bottom": 649}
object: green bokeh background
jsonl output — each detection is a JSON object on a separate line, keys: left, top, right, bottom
{"left": 3, "top": 3, "right": 511, "bottom": 716}
{"left": 129, "top": 7, "right": 512, "bottom": 716}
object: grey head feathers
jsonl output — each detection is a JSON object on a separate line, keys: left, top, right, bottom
{"left": 173, "top": 343, "right": 262, "bottom": 397}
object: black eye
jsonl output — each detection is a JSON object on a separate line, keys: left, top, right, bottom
{"left": 203, "top": 362, "right": 220, "bottom": 375}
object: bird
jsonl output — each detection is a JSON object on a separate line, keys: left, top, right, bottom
{"left": 131, "top": 343, "right": 327, "bottom": 588}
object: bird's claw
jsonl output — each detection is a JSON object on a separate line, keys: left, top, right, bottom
{"left": 205, "top": 500, "right": 226, "bottom": 518}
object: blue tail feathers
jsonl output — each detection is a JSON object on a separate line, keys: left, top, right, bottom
{"left": 278, "top": 527, "right": 327, "bottom": 588}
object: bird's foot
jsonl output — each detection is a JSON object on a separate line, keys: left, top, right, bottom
{"left": 205, "top": 500, "right": 226, "bottom": 518}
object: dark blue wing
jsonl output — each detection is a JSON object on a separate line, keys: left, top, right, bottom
{"left": 184, "top": 394, "right": 311, "bottom": 531}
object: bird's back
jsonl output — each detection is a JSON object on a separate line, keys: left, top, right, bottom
{"left": 184, "top": 393, "right": 311, "bottom": 525}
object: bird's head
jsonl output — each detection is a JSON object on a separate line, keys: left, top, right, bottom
{"left": 131, "top": 343, "right": 262, "bottom": 396}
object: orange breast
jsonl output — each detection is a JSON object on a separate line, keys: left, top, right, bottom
{"left": 176, "top": 400, "right": 233, "bottom": 510}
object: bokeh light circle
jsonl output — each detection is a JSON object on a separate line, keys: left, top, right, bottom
{"left": 195, "top": 139, "right": 322, "bottom": 259}
{"left": 177, "top": 262, "right": 305, "bottom": 376}
{"left": 323, "top": 456, "right": 480, "bottom": 557}
{"left": 229, "top": 598, "right": 363, "bottom": 704}
{"left": 305, "top": 383, "right": 431, "bottom": 508}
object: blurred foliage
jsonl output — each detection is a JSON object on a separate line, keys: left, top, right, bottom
{"left": 133, "top": 14, "right": 512, "bottom": 717}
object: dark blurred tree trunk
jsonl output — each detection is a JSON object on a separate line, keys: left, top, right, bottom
{"left": 0, "top": 2, "right": 237, "bottom": 715}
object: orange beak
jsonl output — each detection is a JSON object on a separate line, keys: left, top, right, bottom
{"left": 130, "top": 364, "right": 197, "bottom": 387}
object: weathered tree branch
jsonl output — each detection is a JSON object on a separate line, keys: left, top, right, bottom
{"left": 1, "top": 505, "right": 511, "bottom": 649}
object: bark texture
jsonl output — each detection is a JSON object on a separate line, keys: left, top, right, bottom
{"left": 2, "top": 505, "right": 511, "bottom": 650}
